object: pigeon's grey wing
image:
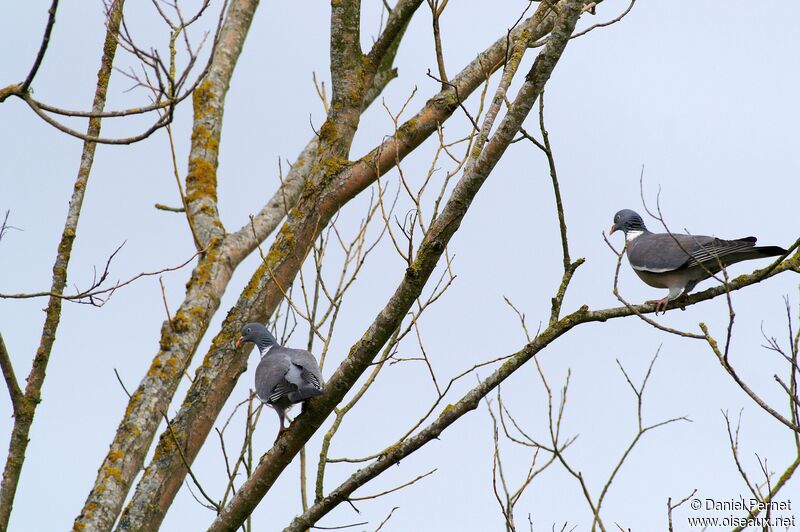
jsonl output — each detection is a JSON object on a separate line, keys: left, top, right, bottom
{"left": 627, "top": 233, "right": 719, "bottom": 273}
{"left": 683, "top": 236, "right": 759, "bottom": 269}
{"left": 286, "top": 348, "right": 323, "bottom": 390}
{"left": 255, "top": 355, "right": 291, "bottom": 403}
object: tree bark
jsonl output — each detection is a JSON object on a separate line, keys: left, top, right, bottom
{"left": 0, "top": 1, "right": 125, "bottom": 530}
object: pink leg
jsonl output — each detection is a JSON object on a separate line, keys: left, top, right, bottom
{"left": 645, "top": 298, "right": 670, "bottom": 314}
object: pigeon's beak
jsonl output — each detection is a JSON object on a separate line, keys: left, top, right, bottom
{"left": 609, "top": 224, "right": 617, "bottom": 235}
{"left": 236, "top": 336, "right": 244, "bottom": 348}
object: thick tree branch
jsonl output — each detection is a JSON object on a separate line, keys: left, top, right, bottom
{"left": 211, "top": 3, "right": 579, "bottom": 530}
{"left": 112, "top": 3, "right": 426, "bottom": 530}
{"left": 286, "top": 251, "right": 798, "bottom": 531}
{"left": 329, "top": 0, "right": 363, "bottom": 109}
{"left": 0, "top": 2, "right": 125, "bottom": 530}
{"left": 226, "top": 143, "right": 316, "bottom": 265}
{"left": 185, "top": 0, "right": 260, "bottom": 248}
{"left": 75, "top": 2, "right": 261, "bottom": 530}
{"left": 327, "top": 2, "right": 559, "bottom": 205}
{"left": 125, "top": 5, "right": 561, "bottom": 528}
{"left": 367, "top": 0, "right": 423, "bottom": 67}
{"left": 189, "top": 9, "right": 561, "bottom": 531}
{"left": 225, "top": 1, "right": 419, "bottom": 264}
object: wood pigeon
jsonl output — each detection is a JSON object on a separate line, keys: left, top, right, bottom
{"left": 236, "top": 323, "right": 323, "bottom": 439}
{"left": 610, "top": 209, "right": 786, "bottom": 313}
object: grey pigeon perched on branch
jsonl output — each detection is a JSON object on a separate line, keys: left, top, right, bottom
{"left": 610, "top": 209, "right": 786, "bottom": 313}
{"left": 236, "top": 323, "right": 323, "bottom": 439}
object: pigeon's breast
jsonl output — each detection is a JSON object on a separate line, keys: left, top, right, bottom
{"left": 634, "top": 268, "right": 701, "bottom": 291}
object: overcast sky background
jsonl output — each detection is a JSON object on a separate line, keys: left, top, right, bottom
{"left": 2, "top": 1, "right": 800, "bottom": 530}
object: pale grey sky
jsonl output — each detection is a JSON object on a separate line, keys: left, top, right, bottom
{"left": 1, "top": 1, "right": 799, "bottom": 530}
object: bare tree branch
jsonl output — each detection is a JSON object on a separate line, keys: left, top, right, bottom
{"left": 76, "top": 0, "right": 261, "bottom": 528}
{"left": 117, "top": 6, "right": 561, "bottom": 532}
{"left": 570, "top": 0, "right": 636, "bottom": 40}
{"left": 0, "top": 247, "right": 203, "bottom": 306}
{"left": 0, "top": 1, "right": 126, "bottom": 528}
{"left": 275, "top": 3, "right": 586, "bottom": 529}
{"left": 0, "top": 334, "right": 22, "bottom": 416}
{"left": 19, "top": 0, "right": 60, "bottom": 94}
{"left": 3, "top": 0, "right": 222, "bottom": 144}
{"left": 109, "top": 2, "right": 431, "bottom": 529}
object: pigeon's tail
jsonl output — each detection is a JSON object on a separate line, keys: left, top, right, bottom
{"left": 752, "top": 245, "right": 788, "bottom": 258}
{"left": 706, "top": 240, "right": 787, "bottom": 270}
{"left": 731, "top": 237, "right": 786, "bottom": 260}
{"left": 288, "top": 387, "right": 323, "bottom": 403}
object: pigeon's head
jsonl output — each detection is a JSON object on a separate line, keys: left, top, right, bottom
{"left": 236, "top": 322, "right": 277, "bottom": 350}
{"left": 610, "top": 209, "right": 647, "bottom": 235}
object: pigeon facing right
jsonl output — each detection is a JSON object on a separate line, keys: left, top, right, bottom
{"left": 610, "top": 209, "right": 787, "bottom": 313}
{"left": 236, "top": 323, "right": 323, "bottom": 439}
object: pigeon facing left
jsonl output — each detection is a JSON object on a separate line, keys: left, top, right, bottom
{"left": 610, "top": 209, "right": 786, "bottom": 313}
{"left": 236, "top": 323, "right": 323, "bottom": 439}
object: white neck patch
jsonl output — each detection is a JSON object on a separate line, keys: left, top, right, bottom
{"left": 260, "top": 345, "right": 275, "bottom": 358}
{"left": 625, "top": 229, "right": 644, "bottom": 242}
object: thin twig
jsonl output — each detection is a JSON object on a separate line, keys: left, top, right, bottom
{"left": 0, "top": 334, "right": 22, "bottom": 414}
{"left": 349, "top": 469, "right": 437, "bottom": 501}
{"left": 19, "top": 0, "right": 60, "bottom": 93}
{"left": 0, "top": 247, "right": 204, "bottom": 305}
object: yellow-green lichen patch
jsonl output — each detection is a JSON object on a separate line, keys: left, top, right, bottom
{"left": 186, "top": 162, "right": 218, "bottom": 204}
{"left": 319, "top": 120, "right": 338, "bottom": 144}
{"left": 104, "top": 466, "right": 122, "bottom": 482}
{"left": 159, "top": 325, "right": 174, "bottom": 351}
{"left": 151, "top": 428, "right": 181, "bottom": 462}
{"left": 147, "top": 354, "right": 180, "bottom": 380}
{"left": 381, "top": 442, "right": 402, "bottom": 458}
{"left": 187, "top": 244, "right": 220, "bottom": 290}
{"left": 171, "top": 311, "right": 191, "bottom": 333}
{"left": 442, "top": 90, "right": 459, "bottom": 107}
{"left": 731, "top": 274, "right": 748, "bottom": 285}
{"left": 209, "top": 327, "right": 236, "bottom": 354}
{"left": 147, "top": 357, "right": 165, "bottom": 379}
{"left": 238, "top": 268, "right": 266, "bottom": 302}
{"left": 191, "top": 122, "right": 220, "bottom": 154}
{"left": 322, "top": 156, "right": 350, "bottom": 177}
{"left": 396, "top": 117, "right": 418, "bottom": 140}
{"left": 192, "top": 79, "right": 216, "bottom": 121}
{"left": 188, "top": 304, "right": 207, "bottom": 321}
{"left": 108, "top": 450, "right": 124, "bottom": 463}
{"left": 123, "top": 389, "right": 143, "bottom": 419}
{"left": 261, "top": 222, "right": 297, "bottom": 268}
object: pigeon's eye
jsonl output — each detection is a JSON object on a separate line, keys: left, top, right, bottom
{"left": 245, "top": 328, "right": 251, "bottom": 334}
